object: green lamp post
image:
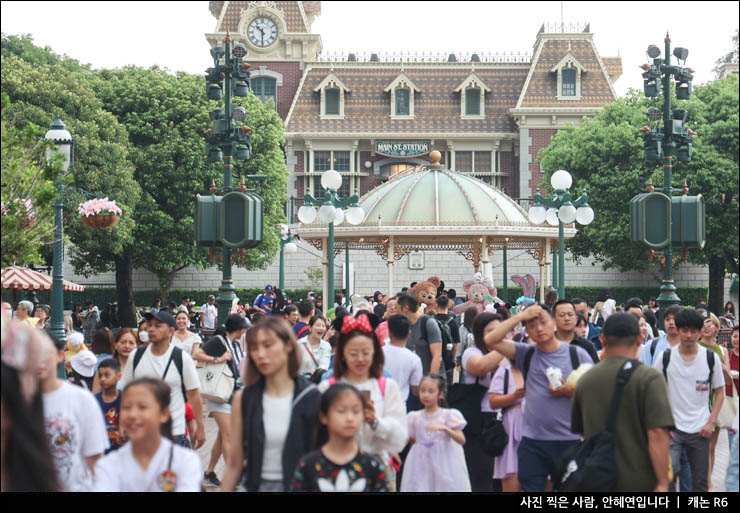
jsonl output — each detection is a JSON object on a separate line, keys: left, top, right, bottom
{"left": 296, "top": 170, "right": 365, "bottom": 316}
{"left": 528, "top": 170, "right": 595, "bottom": 299}
{"left": 44, "top": 117, "right": 74, "bottom": 350}
{"left": 278, "top": 223, "right": 298, "bottom": 297}
{"left": 203, "top": 34, "right": 257, "bottom": 324}
{"left": 633, "top": 34, "right": 696, "bottom": 326}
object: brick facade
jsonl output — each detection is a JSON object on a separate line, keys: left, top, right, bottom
{"left": 252, "top": 61, "right": 303, "bottom": 121}
{"left": 528, "top": 128, "right": 558, "bottom": 195}
{"left": 500, "top": 151, "right": 515, "bottom": 197}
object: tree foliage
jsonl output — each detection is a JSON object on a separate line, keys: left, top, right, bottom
{"left": 713, "top": 29, "right": 739, "bottom": 76}
{"left": 539, "top": 78, "right": 739, "bottom": 301}
{"left": 1, "top": 49, "right": 140, "bottom": 275}
{"left": 1, "top": 92, "right": 59, "bottom": 266}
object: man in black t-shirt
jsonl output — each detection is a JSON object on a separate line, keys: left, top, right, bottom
{"left": 553, "top": 299, "right": 600, "bottom": 363}
{"left": 434, "top": 295, "right": 460, "bottom": 385}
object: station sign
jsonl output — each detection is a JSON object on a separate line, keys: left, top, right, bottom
{"left": 375, "top": 140, "right": 431, "bottom": 158}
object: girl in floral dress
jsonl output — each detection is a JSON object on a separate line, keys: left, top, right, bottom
{"left": 292, "top": 383, "right": 390, "bottom": 492}
{"left": 400, "top": 374, "right": 471, "bottom": 492}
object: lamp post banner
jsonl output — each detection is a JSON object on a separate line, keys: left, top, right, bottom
{"left": 375, "top": 141, "right": 430, "bottom": 158}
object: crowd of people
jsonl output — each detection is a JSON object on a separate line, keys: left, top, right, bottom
{"left": 1, "top": 284, "right": 738, "bottom": 493}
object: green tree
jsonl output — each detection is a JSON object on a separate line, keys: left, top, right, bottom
{"left": 1, "top": 49, "right": 140, "bottom": 321}
{"left": 1, "top": 92, "right": 59, "bottom": 267}
{"left": 539, "top": 79, "right": 739, "bottom": 312}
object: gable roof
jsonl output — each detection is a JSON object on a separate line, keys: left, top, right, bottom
{"left": 217, "top": 1, "right": 309, "bottom": 33}
{"left": 516, "top": 37, "right": 618, "bottom": 109}
{"left": 454, "top": 72, "right": 492, "bottom": 93}
{"left": 285, "top": 64, "right": 529, "bottom": 135}
{"left": 313, "top": 71, "right": 351, "bottom": 93}
{"left": 384, "top": 71, "right": 422, "bottom": 93}
{"left": 550, "top": 50, "right": 587, "bottom": 73}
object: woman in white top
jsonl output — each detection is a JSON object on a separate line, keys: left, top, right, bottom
{"left": 94, "top": 378, "right": 202, "bottom": 492}
{"left": 298, "top": 315, "right": 332, "bottom": 377}
{"left": 317, "top": 313, "right": 408, "bottom": 488}
{"left": 172, "top": 311, "right": 203, "bottom": 356}
{"left": 591, "top": 289, "right": 616, "bottom": 327}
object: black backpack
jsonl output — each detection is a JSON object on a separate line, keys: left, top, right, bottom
{"left": 421, "top": 315, "right": 456, "bottom": 374}
{"left": 662, "top": 347, "right": 715, "bottom": 408}
{"left": 132, "top": 344, "right": 188, "bottom": 403}
{"left": 522, "top": 344, "right": 581, "bottom": 383}
{"left": 553, "top": 359, "right": 641, "bottom": 492}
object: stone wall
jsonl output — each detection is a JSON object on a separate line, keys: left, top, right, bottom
{"left": 62, "top": 242, "right": 735, "bottom": 303}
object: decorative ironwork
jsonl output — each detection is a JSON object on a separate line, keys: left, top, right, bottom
{"left": 647, "top": 249, "right": 688, "bottom": 267}
{"left": 316, "top": 50, "right": 531, "bottom": 64}
{"left": 308, "top": 239, "right": 323, "bottom": 252}
{"left": 457, "top": 246, "right": 482, "bottom": 270}
{"left": 526, "top": 246, "right": 546, "bottom": 265}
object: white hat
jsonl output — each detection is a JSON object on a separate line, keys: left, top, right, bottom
{"left": 68, "top": 332, "right": 84, "bottom": 347}
{"left": 70, "top": 350, "right": 97, "bottom": 378}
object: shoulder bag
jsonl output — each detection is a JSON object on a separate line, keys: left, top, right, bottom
{"left": 197, "top": 335, "right": 236, "bottom": 403}
{"left": 302, "top": 340, "right": 326, "bottom": 384}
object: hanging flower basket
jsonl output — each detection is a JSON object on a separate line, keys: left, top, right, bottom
{"left": 78, "top": 198, "right": 122, "bottom": 229}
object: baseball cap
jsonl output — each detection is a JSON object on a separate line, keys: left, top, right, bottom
{"left": 308, "top": 291, "right": 316, "bottom": 298}
{"left": 144, "top": 310, "right": 176, "bottom": 328}
{"left": 603, "top": 312, "right": 641, "bottom": 338}
{"left": 208, "top": 295, "right": 216, "bottom": 301}
{"left": 265, "top": 285, "right": 274, "bottom": 293}
{"left": 70, "top": 350, "right": 97, "bottom": 378}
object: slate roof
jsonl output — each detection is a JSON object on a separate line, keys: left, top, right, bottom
{"left": 217, "top": 1, "right": 309, "bottom": 33}
{"left": 603, "top": 57, "right": 623, "bottom": 82}
{"left": 285, "top": 65, "right": 530, "bottom": 135}
{"left": 517, "top": 38, "right": 618, "bottom": 108}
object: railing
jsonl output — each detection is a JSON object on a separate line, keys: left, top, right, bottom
{"left": 315, "top": 50, "right": 531, "bottom": 64}
{"left": 538, "top": 22, "right": 590, "bottom": 35}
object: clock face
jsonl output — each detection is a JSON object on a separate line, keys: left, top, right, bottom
{"left": 248, "top": 17, "right": 278, "bottom": 48}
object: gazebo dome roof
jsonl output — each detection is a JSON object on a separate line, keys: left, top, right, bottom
{"left": 359, "top": 165, "right": 531, "bottom": 227}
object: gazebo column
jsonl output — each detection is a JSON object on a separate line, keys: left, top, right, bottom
{"left": 481, "top": 238, "right": 490, "bottom": 283}
{"left": 322, "top": 237, "right": 329, "bottom": 316}
{"left": 386, "top": 236, "right": 395, "bottom": 295}
{"left": 542, "top": 239, "right": 550, "bottom": 303}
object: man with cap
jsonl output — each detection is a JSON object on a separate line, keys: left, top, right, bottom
{"left": 201, "top": 295, "right": 218, "bottom": 331}
{"left": 121, "top": 310, "right": 206, "bottom": 450}
{"left": 253, "top": 285, "right": 275, "bottom": 316}
{"left": 571, "top": 312, "right": 674, "bottom": 491}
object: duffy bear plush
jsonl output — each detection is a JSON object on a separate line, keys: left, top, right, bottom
{"left": 410, "top": 276, "right": 442, "bottom": 314}
{"left": 453, "top": 273, "right": 499, "bottom": 315}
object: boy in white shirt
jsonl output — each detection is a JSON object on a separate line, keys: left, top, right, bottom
{"left": 38, "top": 332, "right": 108, "bottom": 491}
{"left": 654, "top": 308, "right": 725, "bottom": 492}
{"left": 382, "top": 315, "right": 423, "bottom": 407}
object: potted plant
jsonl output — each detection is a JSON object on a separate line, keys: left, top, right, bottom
{"left": 78, "top": 198, "right": 122, "bottom": 228}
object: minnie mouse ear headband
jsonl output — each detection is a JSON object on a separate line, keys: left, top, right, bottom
{"left": 340, "top": 313, "right": 374, "bottom": 335}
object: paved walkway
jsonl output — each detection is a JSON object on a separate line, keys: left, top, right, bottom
{"left": 197, "top": 413, "right": 734, "bottom": 492}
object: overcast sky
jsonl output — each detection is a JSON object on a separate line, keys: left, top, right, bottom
{"left": 1, "top": 1, "right": 737, "bottom": 97}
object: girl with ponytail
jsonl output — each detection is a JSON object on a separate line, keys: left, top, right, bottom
{"left": 400, "top": 373, "right": 471, "bottom": 492}
{"left": 93, "top": 378, "right": 202, "bottom": 491}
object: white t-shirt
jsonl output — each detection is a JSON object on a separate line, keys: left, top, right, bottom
{"left": 172, "top": 333, "right": 201, "bottom": 356}
{"left": 298, "top": 337, "right": 332, "bottom": 375}
{"left": 93, "top": 438, "right": 202, "bottom": 492}
{"left": 382, "top": 345, "right": 423, "bottom": 402}
{"left": 654, "top": 345, "right": 725, "bottom": 433}
{"left": 43, "top": 381, "right": 109, "bottom": 491}
{"left": 598, "top": 299, "right": 616, "bottom": 323}
{"left": 200, "top": 303, "right": 218, "bottom": 330}
{"left": 261, "top": 393, "right": 292, "bottom": 481}
{"left": 121, "top": 344, "right": 201, "bottom": 436}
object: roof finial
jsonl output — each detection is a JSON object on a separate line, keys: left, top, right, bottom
{"left": 665, "top": 31, "right": 671, "bottom": 43}
{"left": 429, "top": 150, "right": 442, "bottom": 167}
{"left": 568, "top": 40, "right": 572, "bottom": 52}
{"left": 225, "top": 31, "right": 232, "bottom": 43}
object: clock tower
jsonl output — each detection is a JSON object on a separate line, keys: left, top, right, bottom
{"left": 206, "top": 1, "right": 322, "bottom": 63}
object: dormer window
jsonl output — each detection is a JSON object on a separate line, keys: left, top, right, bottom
{"left": 455, "top": 73, "right": 490, "bottom": 119}
{"left": 551, "top": 49, "right": 587, "bottom": 101}
{"left": 384, "top": 72, "right": 420, "bottom": 119}
{"left": 314, "top": 72, "right": 351, "bottom": 119}
{"left": 325, "top": 88, "right": 340, "bottom": 115}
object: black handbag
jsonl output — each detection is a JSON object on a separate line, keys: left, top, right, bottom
{"left": 447, "top": 370, "right": 487, "bottom": 436}
{"left": 479, "top": 368, "right": 510, "bottom": 457}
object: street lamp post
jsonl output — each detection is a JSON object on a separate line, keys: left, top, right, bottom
{"left": 278, "top": 224, "right": 298, "bottom": 297}
{"left": 528, "top": 170, "right": 595, "bottom": 299}
{"left": 297, "top": 170, "right": 365, "bottom": 315}
{"left": 44, "top": 117, "right": 74, "bottom": 348}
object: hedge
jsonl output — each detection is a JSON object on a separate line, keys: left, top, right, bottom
{"left": 2, "top": 286, "right": 709, "bottom": 311}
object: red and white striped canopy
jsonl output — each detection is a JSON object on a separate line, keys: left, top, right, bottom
{"left": 0, "top": 266, "right": 86, "bottom": 292}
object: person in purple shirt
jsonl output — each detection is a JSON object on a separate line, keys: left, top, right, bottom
{"left": 484, "top": 304, "right": 593, "bottom": 492}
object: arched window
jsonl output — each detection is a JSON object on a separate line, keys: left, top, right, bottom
{"left": 252, "top": 77, "right": 277, "bottom": 107}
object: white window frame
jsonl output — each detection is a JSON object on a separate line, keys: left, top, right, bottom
{"left": 314, "top": 72, "right": 351, "bottom": 120}
{"left": 551, "top": 51, "right": 587, "bottom": 101}
{"left": 454, "top": 73, "right": 491, "bottom": 120}
{"left": 384, "top": 72, "right": 421, "bottom": 119}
